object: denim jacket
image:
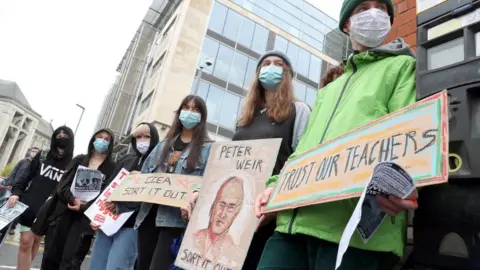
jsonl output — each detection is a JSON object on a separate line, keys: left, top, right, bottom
{"left": 117, "top": 138, "right": 212, "bottom": 229}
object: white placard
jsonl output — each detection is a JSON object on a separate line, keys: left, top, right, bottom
{"left": 84, "top": 169, "right": 134, "bottom": 236}
{"left": 0, "top": 201, "right": 28, "bottom": 231}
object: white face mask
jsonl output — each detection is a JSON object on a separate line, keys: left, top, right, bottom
{"left": 137, "top": 141, "right": 150, "bottom": 155}
{"left": 349, "top": 8, "right": 391, "bottom": 48}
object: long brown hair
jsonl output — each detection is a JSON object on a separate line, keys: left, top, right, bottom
{"left": 158, "top": 95, "right": 210, "bottom": 172}
{"left": 320, "top": 64, "right": 345, "bottom": 88}
{"left": 237, "top": 62, "right": 295, "bottom": 127}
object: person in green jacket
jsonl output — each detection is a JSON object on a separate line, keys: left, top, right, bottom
{"left": 254, "top": 0, "right": 419, "bottom": 269}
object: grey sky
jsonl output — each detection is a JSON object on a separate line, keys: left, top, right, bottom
{"left": 0, "top": 0, "right": 341, "bottom": 156}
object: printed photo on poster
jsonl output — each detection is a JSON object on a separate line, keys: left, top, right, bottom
{"left": 0, "top": 201, "right": 28, "bottom": 231}
{"left": 70, "top": 165, "right": 105, "bottom": 202}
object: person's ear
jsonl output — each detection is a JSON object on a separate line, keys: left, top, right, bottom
{"left": 343, "top": 20, "right": 351, "bottom": 33}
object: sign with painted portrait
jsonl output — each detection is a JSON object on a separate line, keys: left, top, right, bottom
{"left": 175, "top": 139, "right": 281, "bottom": 270}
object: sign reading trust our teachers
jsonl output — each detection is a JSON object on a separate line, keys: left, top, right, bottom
{"left": 263, "top": 90, "right": 449, "bottom": 213}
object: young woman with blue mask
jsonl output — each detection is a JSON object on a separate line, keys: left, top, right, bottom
{"left": 188, "top": 50, "right": 311, "bottom": 270}
{"left": 40, "top": 129, "right": 116, "bottom": 270}
{"left": 88, "top": 123, "right": 160, "bottom": 270}
{"left": 116, "top": 95, "right": 213, "bottom": 270}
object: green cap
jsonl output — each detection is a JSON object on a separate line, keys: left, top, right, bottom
{"left": 338, "top": 0, "right": 395, "bottom": 34}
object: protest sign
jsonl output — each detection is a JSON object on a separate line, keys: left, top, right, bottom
{"left": 70, "top": 165, "right": 104, "bottom": 202}
{"left": 109, "top": 173, "right": 202, "bottom": 208}
{"left": 84, "top": 169, "right": 134, "bottom": 236}
{"left": 264, "top": 90, "right": 449, "bottom": 213}
{"left": 175, "top": 139, "right": 282, "bottom": 270}
{"left": 336, "top": 162, "right": 416, "bottom": 269}
{"left": 0, "top": 201, "right": 28, "bottom": 231}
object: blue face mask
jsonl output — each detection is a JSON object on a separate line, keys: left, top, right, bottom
{"left": 258, "top": 65, "right": 284, "bottom": 91}
{"left": 93, "top": 138, "right": 109, "bottom": 153}
{"left": 179, "top": 110, "right": 201, "bottom": 129}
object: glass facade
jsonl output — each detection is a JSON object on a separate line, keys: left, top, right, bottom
{"left": 230, "top": 0, "right": 348, "bottom": 61}
{"left": 193, "top": 0, "right": 347, "bottom": 138}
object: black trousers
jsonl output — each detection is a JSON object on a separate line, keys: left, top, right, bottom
{"left": 242, "top": 220, "right": 276, "bottom": 270}
{"left": 41, "top": 211, "right": 93, "bottom": 270}
{"left": 137, "top": 207, "right": 184, "bottom": 270}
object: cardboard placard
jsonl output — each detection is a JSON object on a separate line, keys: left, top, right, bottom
{"left": 175, "top": 139, "right": 282, "bottom": 270}
{"left": 264, "top": 90, "right": 449, "bottom": 213}
{"left": 109, "top": 173, "right": 202, "bottom": 208}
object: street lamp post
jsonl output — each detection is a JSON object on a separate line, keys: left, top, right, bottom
{"left": 74, "top": 104, "right": 85, "bottom": 135}
{"left": 193, "top": 56, "right": 213, "bottom": 95}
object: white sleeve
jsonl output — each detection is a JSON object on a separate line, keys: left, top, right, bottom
{"left": 292, "top": 101, "right": 311, "bottom": 151}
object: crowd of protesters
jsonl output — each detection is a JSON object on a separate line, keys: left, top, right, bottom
{"left": 1, "top": 0, "right": 422, "bottom": 269}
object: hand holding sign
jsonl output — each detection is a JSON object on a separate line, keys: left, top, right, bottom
{"left": 255, "top": 187, "right": 275, "bottom": 218}
{"left": 376, "top": 190, "right": 418, "bottom": 216}
{"left": 90, "top": 222, "right": 101, "bottom": 232}
{"left": 68, "top": 198, "right": 86, "bottom": 211}
{"left": 336, "top": 162, "right": 418, "bottom": 269}
{"left": 7, "top": 195, "right": 19, "bottom": 208}
{"left": 264, "top": 91, "right": 449, "bottom": 213}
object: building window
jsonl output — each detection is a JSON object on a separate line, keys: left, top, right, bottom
{"left": 306, "top": 86, "right": 317, "bottom": 108}
{"left": 194, "top": 80, "right": 210, "bottom": 100}
{"left": 151, "top": 53, "right": 165, "bottom": 76}
{"left": 223, "top": 0, "right": 348, "bottom": 60}
{"left": 163, "top": 17, "right": 177, "bottom": 39}
{"left": 208, "top": 2, "right": 228, "bottom": 34}
{"left": 244, "top": 58, "right": 258, "bottom": 89}
{"left": 194, "top": 80, "right": 243, "bottom": 131}
{"left": 213, "top": 44, "right": 234, "bottom": 81}
{"left": 309, "top": 55, "right": 322, "bottom": 82}
{"left": 274, "top": 35, "right": 288, "bottom": 53}
{"left": 238, "top": 17, "right": 255, "bottom": 48}
{"left": 294, "top": 80, "right": 307, "bottom": 101}
{"left": 199, "top": 37, "right": 220, "bottom": 74}
{"left": 140, "top": 92, "right": 153, "bottom": 114}
{"left": 204, "top": 84, "right": 224, "bottom": 125}
{"left": 220, "top": 92, "right": 241, "bottom": 130}
{"left": 297, "top": 48, "right": 310, "bottom": 77}
{"left": 223, "top": 9, "right": 242, "bottom": 41}
{"left": 230, "top": 51, "right": 249, "bottom": 88}
{"left": 287, "top": 42, "right": 300, "bottom": 70}
{"left": 251, "top": 24, "right": 269, "bottom": 53}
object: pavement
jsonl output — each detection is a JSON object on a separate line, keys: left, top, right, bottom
{"left": 0, "top": 227, "right": 90, "bottom": 270}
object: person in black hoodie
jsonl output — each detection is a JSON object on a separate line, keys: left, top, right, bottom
{"left": 8, "top": 126, "right": 74, "bottom": 270}
{"left": 88, "top": 123, "right": 159, "bottom": 270}
{"left": 40, "top": 128, "right": 116, "bottom": 270}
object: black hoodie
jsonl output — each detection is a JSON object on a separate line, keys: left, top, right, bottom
{"left": 108, "top": 122, "right": 160, "bottom": 228}
{"left": 12, "top": 126, "right": 75, "bottom": 226}
{"left": 56, "top": 128, "right": 117, "bottom": 213}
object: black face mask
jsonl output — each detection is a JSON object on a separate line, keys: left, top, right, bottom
{"left": 56, "top": 137, "right": 70, "bottom": 149}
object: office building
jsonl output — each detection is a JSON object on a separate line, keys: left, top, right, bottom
{"left": 0, "top": 79, "right": 53, "bottom": 169}
{"left": 97, "top": 0, "right": 350, "bottom": 156}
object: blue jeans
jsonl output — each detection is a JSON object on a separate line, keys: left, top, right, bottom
{"left": 89, "top": 228, "right": 138, "bottom": 270}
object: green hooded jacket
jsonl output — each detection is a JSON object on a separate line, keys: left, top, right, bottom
{"left": 266, "top": 38, "right": 416, "bottom": 257}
